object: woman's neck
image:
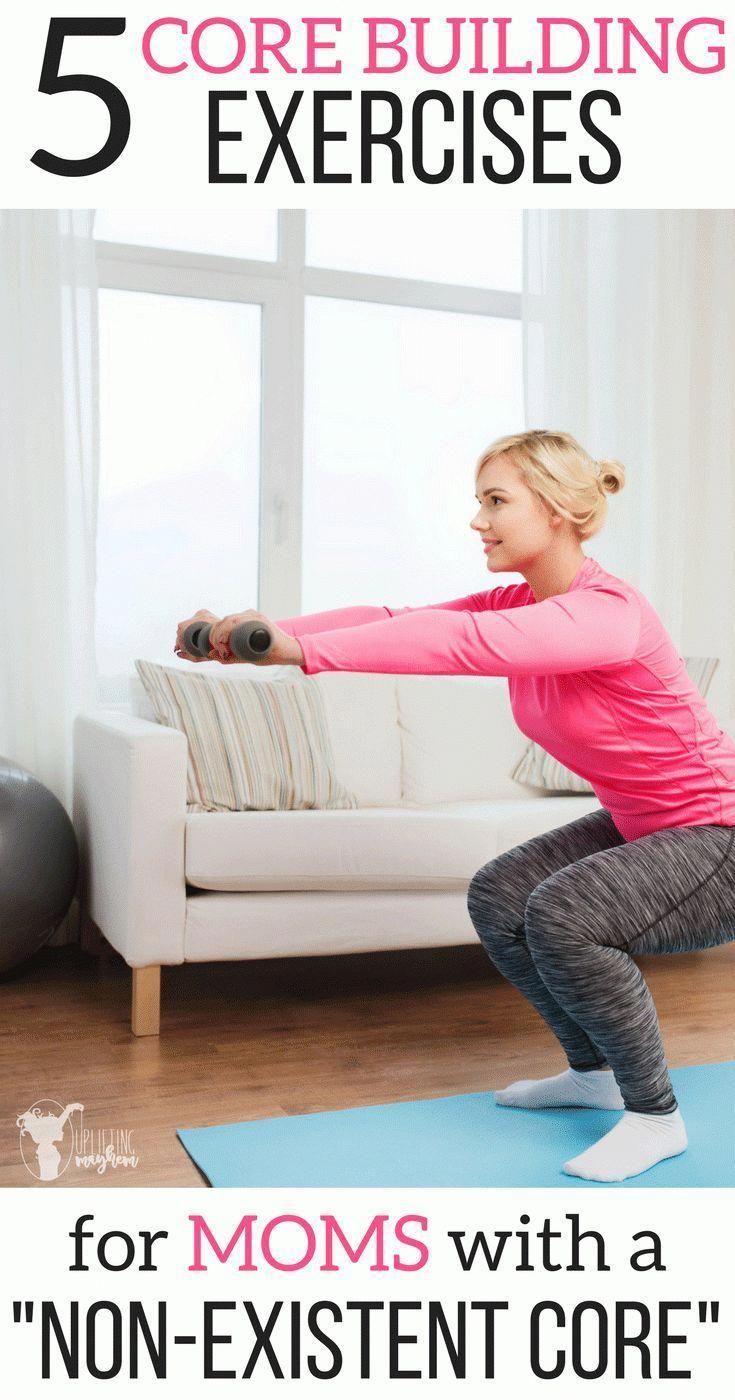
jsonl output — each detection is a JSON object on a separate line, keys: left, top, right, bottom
{"left": 523, "top": 550, "right": 589, "bottom": 603}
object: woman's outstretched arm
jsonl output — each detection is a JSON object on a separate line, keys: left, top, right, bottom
{"left": 275, "top": 587, "right": 506, "bottom": 638}
{"left": 294, "top": 584, "right": 641, "bottom": 677}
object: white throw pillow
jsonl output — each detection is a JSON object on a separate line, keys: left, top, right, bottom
{"left": 311, "top": 672, "right": 403, "bottom": 807}
{"left": 135, "top": 660, "right": 358, "bottom": 813}
{"left": 396, "top": 675, "right": 532, "bottom": 804}
{"left": 510, "top": 655, "right": 720, "bottom": 794}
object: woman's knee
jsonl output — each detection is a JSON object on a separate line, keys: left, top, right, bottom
{"left": 467, "top": 861, "right": 515, "bottom": 935}
{"left": 527, "top": 872, "right": 618, "bottom": 990}
{"left": 467, "top": 865, "right": 497, "bottom": 924}
{"left": 524, "top": 875, "right": 585, "bottom": 957}
{"left": 467, "top": 853, "right": 535, "bottom": 944}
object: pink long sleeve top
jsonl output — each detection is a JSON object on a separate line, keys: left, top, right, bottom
{"left": 276, "top": 554, "right": 735, "bottom": 842}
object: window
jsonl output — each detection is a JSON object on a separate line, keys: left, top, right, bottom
{"left": 306, "top": 211, "right": 522, "bottom": 291}
{"left": 96, "top": 290, "right": 261, "bottom": 691}
{"left": 93, "top": 210, "right": 278, "bottom": 262}
{"left": 94, "top": 210, "right": 524, "bottom": 699}
{"left": 302, "top": 297, "right": 522, "bottom": 610}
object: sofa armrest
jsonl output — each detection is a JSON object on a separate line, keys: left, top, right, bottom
{"left": 73, "top": 709, "right": 188, "bottom": 966}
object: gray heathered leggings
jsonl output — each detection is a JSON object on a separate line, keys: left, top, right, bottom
{"left": 466, "top": 808, "right": 735, "bottom": 1115}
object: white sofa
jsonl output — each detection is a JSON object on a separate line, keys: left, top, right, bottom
{"left": 73, "top": 668, "right": 601, "bottom": 1035}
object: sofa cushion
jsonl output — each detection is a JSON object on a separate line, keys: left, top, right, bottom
{"left": 490, "top": 794, "right": 602, "bottom": 851}
{"left": 131, "top": 664, "right": 403, "bottom": 808}
{"left": 310, "top": 672, "right": 402, "bottom": 806}
{"left": 184, "top": 795, "right": 600, "bottom": 892}
{"left": 129, "top": 659, "right": 299, "bottom": 721}
{"left": 395, "top": 675, "right": 533, "bottom": 803}
{"left": 135, "top": 660, "right": 358, "bottom": 813}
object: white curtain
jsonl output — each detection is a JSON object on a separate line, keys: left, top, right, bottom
{"left": 523, "top": 209, "right": 735, "bottom": 720}
{"left": 0, "top": 211, "right": 100, "bottom": 814}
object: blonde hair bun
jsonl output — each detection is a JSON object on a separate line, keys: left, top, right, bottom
{"left": 596, "top": 458, "right": 626, "bottom": 495}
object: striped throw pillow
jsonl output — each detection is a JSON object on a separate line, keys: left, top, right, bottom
{"left": 135, "top": 660, "right": 358, "bottom": 813}
{"left": 510, "top": 655, "right": 720, "bottom": 794}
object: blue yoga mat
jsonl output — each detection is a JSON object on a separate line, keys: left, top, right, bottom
{"left": 177, "top": 1060, "right": 735, "bottom": 1188}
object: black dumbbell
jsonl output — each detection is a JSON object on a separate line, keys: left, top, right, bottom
{"left": 182, "top": 619, "right": 273, "bottom": 661}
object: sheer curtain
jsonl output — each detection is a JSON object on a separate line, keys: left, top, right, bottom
{"left": 523, "top": 209, "right": 735, "bottom": 720}
{"left": 0, "top": 211, "right": 100, "bottom": 814}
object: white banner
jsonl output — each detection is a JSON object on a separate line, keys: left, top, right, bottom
{"left": 0, "top": 1187, "right": 731, "bottom": 1394}
{"left": 0, "top": 1, "right": 733, "bottom": 206}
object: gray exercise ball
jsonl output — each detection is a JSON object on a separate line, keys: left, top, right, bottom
{"left": 0, "top": 757, "right": 79, "bottom": 974}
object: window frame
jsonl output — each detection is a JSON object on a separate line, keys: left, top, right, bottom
{"left": 94, "top": 208, "right": 522, "bottom": 622}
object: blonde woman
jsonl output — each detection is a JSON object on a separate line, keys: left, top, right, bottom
{"left": 176, "top": 429, "right": 735, "bottom": 1183}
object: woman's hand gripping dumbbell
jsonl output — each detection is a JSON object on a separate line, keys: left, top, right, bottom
{"left": 174, "top": 608, "right": 305, "bottom": 667}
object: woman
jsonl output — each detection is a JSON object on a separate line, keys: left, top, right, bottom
{"left": 175, "top": 428, "right": 735, "bottom": 1183}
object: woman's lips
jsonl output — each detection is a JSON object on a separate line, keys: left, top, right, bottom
{"left": 484, "top": 541, "right": 501, "bottom": 552}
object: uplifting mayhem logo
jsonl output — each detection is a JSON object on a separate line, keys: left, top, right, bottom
{"left": 16, "top": 1100, "right": 139, "bottom": 1181}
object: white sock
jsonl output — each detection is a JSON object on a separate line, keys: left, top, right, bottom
{"left": 562, "top": 1108, "right": 688, "bottom": 1182}
{"left": 494, "top": 1066, "right": 624, "bottom": 1110}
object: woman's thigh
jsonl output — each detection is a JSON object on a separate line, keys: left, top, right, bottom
{"left": 526, "top": 822, "right": 735, "bottom": 955}
{"left": 468, "top": 805, "right": 625, "bottom": 928}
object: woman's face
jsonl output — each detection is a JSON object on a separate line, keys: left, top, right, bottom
{"left": 471, "top": 453, "right": 560, "bottom": 574}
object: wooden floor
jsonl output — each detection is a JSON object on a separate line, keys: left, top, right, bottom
{"left": 2, "top": 938, "right": 733, "bottom": 1187}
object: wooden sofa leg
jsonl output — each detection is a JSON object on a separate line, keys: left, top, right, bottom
{"left": 132, "top": 966, "right": 161, "bottom": 1037}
